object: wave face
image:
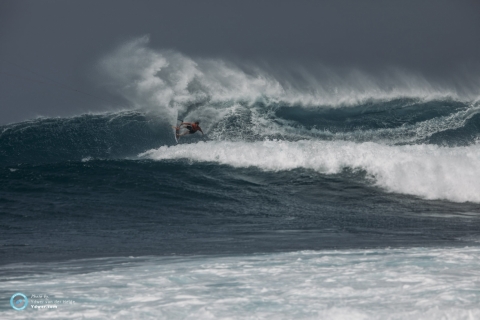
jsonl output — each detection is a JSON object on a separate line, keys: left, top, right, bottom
{"left": 3, "top": 64, "right": 480, "bottom": 204}
{"left": 0, "top": 111, "right": 171, "bottom": 166}
{"left": 3, "top": 96, "right": 480, "bottom": 203}
{"left": 133, "top": 98, "right": 480, "bottom": 204}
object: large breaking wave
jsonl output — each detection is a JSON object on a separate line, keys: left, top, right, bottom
{"left": 140, "top": 140, "right": 480, "bottom": 203}
{"left": 2, "top": 36, "right": 480, "bottom": 203}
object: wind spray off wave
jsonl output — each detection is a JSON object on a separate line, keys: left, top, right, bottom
{"left": 98, "top": 36, "right": 479, "bottom": 120}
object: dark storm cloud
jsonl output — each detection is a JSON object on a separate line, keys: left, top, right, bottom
{"left": 1, "top": 0, "right": 480, "bottom": 124}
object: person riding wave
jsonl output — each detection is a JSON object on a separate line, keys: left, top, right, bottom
{"left": 178, "top": 121, "right": 203, "bottom": 138}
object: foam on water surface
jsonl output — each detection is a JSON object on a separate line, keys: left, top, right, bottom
{"left": 1, "top": 247, "right": 480, "bottom": 319}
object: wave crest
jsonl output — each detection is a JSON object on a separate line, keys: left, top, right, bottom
{"left": 140, "top": 140, "right": 480, "bottom": 203}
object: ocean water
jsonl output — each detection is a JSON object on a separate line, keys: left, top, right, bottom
{"left": 2, "top": 41, "right": 480, "bottom": 318}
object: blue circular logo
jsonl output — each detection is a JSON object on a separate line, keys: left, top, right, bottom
{"left": 10, "top": 293, "right": 28, "bottom": 311}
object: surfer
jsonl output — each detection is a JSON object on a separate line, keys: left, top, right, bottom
{"left": 178, "top": 121, "right": 204, "bottom": 137}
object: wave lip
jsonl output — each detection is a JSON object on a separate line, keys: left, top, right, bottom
{"left": 140, "top": 140, "right": 480, "bottom": 203}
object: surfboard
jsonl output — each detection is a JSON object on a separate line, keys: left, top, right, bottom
{"left": 173, "top": 110, "right": 179, "bottom": 143}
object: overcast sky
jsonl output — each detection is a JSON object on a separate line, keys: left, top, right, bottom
{"left": 1, "top": 0, "right": 480, "bottom": 124}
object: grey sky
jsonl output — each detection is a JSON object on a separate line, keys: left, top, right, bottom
{"left": 1, "top": 0, "right": 480, "bottom": 124}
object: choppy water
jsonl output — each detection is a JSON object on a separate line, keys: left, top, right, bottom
{"left": 2, "top": 248, "right": 480, "bottom": 319}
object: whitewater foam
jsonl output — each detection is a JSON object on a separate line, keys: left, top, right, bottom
{"left": 2, "top": 247, "right": 480, "bottom": 319}
{"left": 205, "top": 100, "right": 480, "bottom": 145}
{"left": 140, "top": 140, "right": 480, "bottom": 203}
